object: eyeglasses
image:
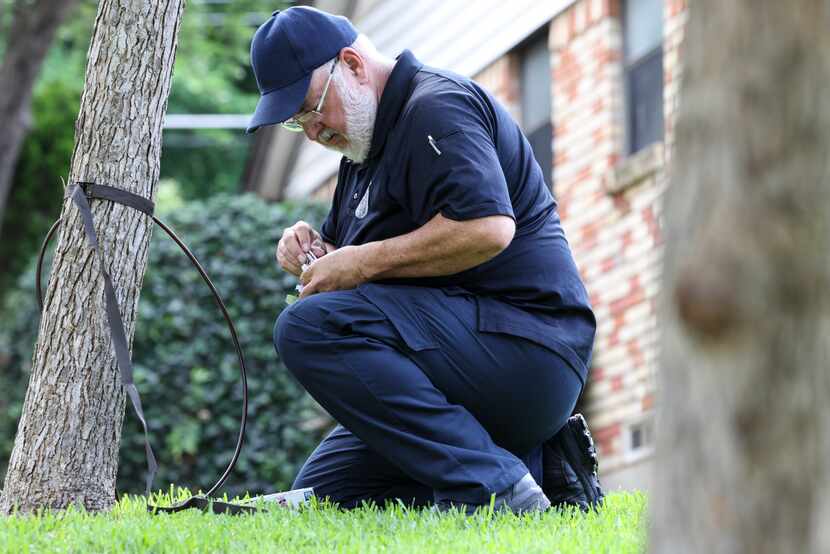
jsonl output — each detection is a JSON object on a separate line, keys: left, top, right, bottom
{"left": 281, "top": 58, "right": 339, "bottom": 132}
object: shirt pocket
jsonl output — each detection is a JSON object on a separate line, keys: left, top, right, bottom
{"left": 421, "top": 129, "right": 464, "bottom": 159}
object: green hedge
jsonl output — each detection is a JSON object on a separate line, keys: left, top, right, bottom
{"left": 0, "top": 78, "right": 80, "bottom": 300}
{"left": 0, "top": 194, "right": 332, "bottom": 497}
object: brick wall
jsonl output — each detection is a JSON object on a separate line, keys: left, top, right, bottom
{"left": 473, "top": 54, "right": 522, "bottom": 123}
{"left": 548, "top": 0, "right": 687, "bottom": 487}
{"left": 664, "top": 0, "right": 688, "bottom": 159}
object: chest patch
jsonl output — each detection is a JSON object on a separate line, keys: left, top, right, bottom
{"left": 355, "top": 181, "right": 372, "bottom": 219}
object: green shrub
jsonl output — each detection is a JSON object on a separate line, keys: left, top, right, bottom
{"left": 0, "top": 77, "right": 80, "bottom": 300}
{"left": 0, "top": 194, "right": 332, "bottom": 497}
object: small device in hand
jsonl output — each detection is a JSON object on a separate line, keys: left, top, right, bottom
{"left": 287, "top": 249, "right": 320, "bottom": 304}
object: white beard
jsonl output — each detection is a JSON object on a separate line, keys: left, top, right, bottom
{"left": 318, "top": 69, "right": 377, "bottom": 164}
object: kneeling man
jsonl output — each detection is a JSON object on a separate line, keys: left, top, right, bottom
{"left": 248, "top": 7, "right": 604, "bottom": 514}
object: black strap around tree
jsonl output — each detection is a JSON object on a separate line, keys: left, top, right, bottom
{"left": 37, "top": 181, "right": 254, "bottom": 515}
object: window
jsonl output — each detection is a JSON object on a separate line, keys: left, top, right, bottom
{"left": 520, "top": 30, "right": 553, "bottom": 190}
{"left": 623, "top": 0, "right": 664, "bottom": 154}
{"left": 625, "top": 416, "right": 655, "bottom": 462}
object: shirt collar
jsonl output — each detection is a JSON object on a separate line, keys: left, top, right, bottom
{"left": 365, "top": 49, "right": 423, "bottom": 162}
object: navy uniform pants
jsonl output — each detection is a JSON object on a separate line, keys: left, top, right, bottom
{"left": 273, "top": 283, "right": 583, "bottom": 508}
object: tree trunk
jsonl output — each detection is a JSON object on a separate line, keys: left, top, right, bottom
{"left": 0, "top": 0, "right": 79, "bottom": 240}
{"left": 652, "top": 2, "right": 830, "bottom": 552}
{"left": 0, "top": 0, "right": 184, "bottom": 514}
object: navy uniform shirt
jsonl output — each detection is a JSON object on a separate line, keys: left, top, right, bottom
{"left": 319, "top": 50, "right": 596, "bottom": 384}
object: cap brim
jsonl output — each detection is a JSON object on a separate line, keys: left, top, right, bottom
{"left": 246, "top": 73, "right": 313, "bottom": 134}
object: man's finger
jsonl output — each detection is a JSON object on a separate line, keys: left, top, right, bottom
{"left": 300, "top": 264, "right": 312, "bottom": 286}
{"left": 298, "top": 279, "right": 317, "bottom": 299}
{"left": 286, "top": 231, "right": 309, "bottom": 265}
{"left": 277, "top": 243, "right": 301, "bottom": 276}
{"left": 310, "top": 238, "right": 326, "bottom": 258}
{"left": 280, "top": 228, "right": 300, "bottom": 263}
{"left": 294, "top": 223, "right": 314, "bottom": 252}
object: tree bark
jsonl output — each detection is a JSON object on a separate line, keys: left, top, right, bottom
{"left": 0, "top": 0, "right": 79, "bottom": 240}
{"left": 0, "top": 0, "right": 184, "bottom": 514}
{"left": 652, "top": 2, "right": 830, "bottom": 553}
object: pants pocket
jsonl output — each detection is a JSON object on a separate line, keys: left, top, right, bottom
{"left": 355, "top": 283, "right": 439, "bottom": 352}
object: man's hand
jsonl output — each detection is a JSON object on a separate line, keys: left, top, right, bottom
{"left": 298, "top": 245, "right": 369, "bottom": 298}
{"left": 276, "top": 221, "right": 328, "bottom": 276}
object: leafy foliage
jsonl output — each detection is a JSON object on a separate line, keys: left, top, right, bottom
{"left": 0, "top": 195, "right": 331, "bottom": 497}
{"left": 159, "top": 0, "right": 273, "bottom": 201}
{"left": 0, "top": 0, "right": 283, "bottom": 299}
{"left": 0, "top": 78, "right": 81, "bottom": 306}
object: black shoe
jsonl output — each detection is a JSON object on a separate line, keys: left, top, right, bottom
{"left": 542, "top": 414, "right": 605, "bottom": 512}
{"left": 433, "top": 473, "right": 551, "bottom": 516}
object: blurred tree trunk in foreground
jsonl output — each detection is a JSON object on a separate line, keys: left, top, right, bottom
{"left": 652, "top": 1, "right": 830, "bottom": 552}
{"left": 0, "top": 0, "right": 184, "bottom": 514}
{"left": 0, "top": 0, "right": 79, "bottom": 239}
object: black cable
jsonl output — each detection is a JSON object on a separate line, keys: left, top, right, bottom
{"left": 36, "top": 207, "right": 249, "bottom": 511}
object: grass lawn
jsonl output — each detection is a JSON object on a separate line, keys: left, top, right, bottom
{"left": 0, "top": 490, "right": 646, "bottom": 553}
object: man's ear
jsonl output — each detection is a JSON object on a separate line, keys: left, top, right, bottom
{"left": 340, "top": 47, "right": 369, "bottom": 84}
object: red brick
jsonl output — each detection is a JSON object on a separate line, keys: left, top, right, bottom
{"left": 596, "top": 47, "right": 621, "bottom": 65}
{"left": 567, "top": 8, "right": 577, "bottom": 39}
{"left": 621, "top": 229, "right": 634, "bottom": 250}
{"left": 669, "top": 0, "right": 687, "bottom": 17}
{"left": 586, "top": 0, "right": 596, "bottom": 24}
{"left": 594, "top": 422, "right": 621, "bottom": 445}
{"left": 607, "top": 313, "right": 625, "bottom": 347}
{"left": 627, "top": 338, "right": 645, "bottom": 366}
{"left": 643, "top": 205, "right": 663, "bottom": 244}
{"left": 612, "top": 194, "right": 631, "bottom": 214}
{"left": 609, "top": 285, "right": 644, "bottom": 317}
{"left": 554, "top": 66, "right": 578, "bottom": 82}
{"left": 565, "top": 81, "right": 580, "bottom": 102}
{"left": 580, "top": 220, "right": 601, "bottom": 250}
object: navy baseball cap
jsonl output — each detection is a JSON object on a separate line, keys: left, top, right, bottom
{"left": 246, "top": 7, "right": 358, "bottom": 134}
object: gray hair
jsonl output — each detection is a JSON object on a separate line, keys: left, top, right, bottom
{"left": 311, "top": 34, "right": 386, "bottom": 81}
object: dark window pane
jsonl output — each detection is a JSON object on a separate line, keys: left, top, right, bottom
{"left": 624, "top": 0, "right": 664, "bottom": 62}
{"left": 521, "top": 38, "right": 552, "bottom": 131}
{"left": 631, "top": 426, "right": 643, "bottom": 449}
{"left": 627, "top": 48, "right": 664, "bottom": 154}
{"left": 527, "top": 122, "right": 553, "bottom": 189}
{"left": 519, "top": 31, "right": 553, "bottom": 190}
